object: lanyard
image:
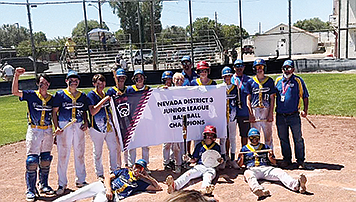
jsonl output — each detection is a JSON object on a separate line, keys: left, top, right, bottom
{"left": 202, "top": 141, "right": 216, "bottom": 151}
{"left": 281, "top": 79, "right": 291, "bottom": 95}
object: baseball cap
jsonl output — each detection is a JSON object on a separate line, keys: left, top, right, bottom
{"left": 66, "top": 70, "right": 80, "bottom": 80}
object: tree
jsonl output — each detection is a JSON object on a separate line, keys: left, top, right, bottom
{"left": 34, "top": 31, "right": 47, "bottom": 44}
{"left": 0, "top": 24, "right": 30, "bottom": 48}
{"left": 109, "top": 1, "right": 163, "bottom": 46}
{"left": 294, "top": 17, "right": 332, "bottom": 32}
{"left": 71, "top": 20, "right": 109, "bottom": 45}
{"left": 221, "top": 24, "right": 249, "bottom": 48}
{"left": 157, "top": 25, "right": 187, "bottom": 44}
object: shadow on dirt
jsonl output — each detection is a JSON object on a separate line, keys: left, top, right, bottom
{"left": 276, "top": 160, "right": 344, "bottom": 171}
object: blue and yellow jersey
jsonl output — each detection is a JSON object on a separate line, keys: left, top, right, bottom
{"left": 244, "top": 76, "right": 276, "bottom": 108}
{"left": 111, "top": 168, "right": 150, "bottom": 199}
{"left": 190, "top": 78, "right": 217, "bottom": 86}
{"left": 182, "top": 70, "right": 199, "bottom": 86}
{"left": 107, "top": 86, "right": 127, "bottom": 96}
{"left": 126, "top": 85, "right": 150, "bottom": 93}
{"left": 231, "top": 74, "right": 251, "bottom": 117}
{"left": 240, "top": 143, "right": 271, "bottom": 168}
{"left": 53, "top": 89, "right": 89, "bottom": 123}
{"left": 20, "top": 90, "right": 53, "bottom": 126}
{"left": 275, "top": 74, "right": 309, "bottom": 114}
{"left": 192, "top": 141, "right": 221, "bottom": 164}
{"left": 219, "top": 83, "right": 238, "bottom": 122}
{"left": 87, "top": 89, "right": 112, "bottom": 133}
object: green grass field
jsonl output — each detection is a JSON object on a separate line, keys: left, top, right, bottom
{"left": 1, "top": 73, "right": 355, "bottom": 146}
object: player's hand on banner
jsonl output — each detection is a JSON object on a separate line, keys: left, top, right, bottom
{"left": 80, "top": 122, "right": 88, "bottom": 131}
{"left": 54, "top": 127, "right": 63, "bottom": 135}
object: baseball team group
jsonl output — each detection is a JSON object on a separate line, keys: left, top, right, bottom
{"left": 12, "top": 55, "right": 312, "bottom": 201}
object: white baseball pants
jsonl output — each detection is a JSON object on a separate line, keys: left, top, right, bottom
{"left": 174, "top": 164, "right": 216, "bottom": 190}
{"left": 220, "top": 121, "right": 237, "bottom": 156}
{"left": 89, "top": 128, "right": 119, "bottom": 177}
{"left": 163, "top": 142, "right": 182, "bottom": 166}
{"left": 26, "top": 126, "right": 53, "bottom": 155}
{"left": 244, "top": 166, "right": 300, "bottom": 192}
{"left": 128, "top": 147, "right": 149, "bottom": 167}
{"left": 53, "top": 181, "right": 107, "bottom": 202}
{"left": 57, "top": 122, "right": 86, "bottom": 186}
{"left": 252, "top": 107, "right": 273, "bottom": 149}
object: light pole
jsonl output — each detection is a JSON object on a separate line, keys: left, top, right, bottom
{"left": 14, "top": 23, "right": 20, "bottom": 45}
{"left": 88, "top": 2, "right": 103, "bottom": 28}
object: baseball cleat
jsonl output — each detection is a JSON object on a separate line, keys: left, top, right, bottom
{"left": 76, "top": 181, "right": 88, "bottom": 188}
{"left": 39, "top": 185, "right": 54, "bottom": 195}
{"left": 56, "top": 186, "right": 66, "bottom": 195}
{"left": 26, "top": 191, "right": 36, "bottom": 202}
{"left": 173, "top": 165, "right": 182, "bottom": 174}
{"left": 166, "top": 175, "right": 175, "bottom": 194}
{"left": 253, "top": 188, "right": 270, "bottom": 197}
{"left": 204, "top": 185, "right": 215, "bottom": 195}
{"left": 299, "top": 173, "right": 307, "bottom": 193}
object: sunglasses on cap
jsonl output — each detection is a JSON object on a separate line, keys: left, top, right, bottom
{"left": 255, "top": 65, "right": 264, "bottom": 70}
{"left": 249, "top": 136, "right": 260, "bottom": 140}
{"left": 282, "top": 66, "right": 293, "bottom": 71}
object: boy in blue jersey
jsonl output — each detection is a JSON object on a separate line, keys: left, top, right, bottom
{"left": 126, "top": 70, "right": 151, "bottom": 167}
{"left": 245, "top": 59, "right": 276, "bottom": 150}
{"left": 275, "top": 60, "right": 312, "bottom": 169}
{"left": 88, "top": 74, "right": 120, "bottom": 180}
{"left": 52, "top": 70, "right": 89, "bottom": 195}
{"left": 218, "top": 67, "right": 239, "bottom": 169}
{"left": 12, "top": 67, "right": 54, "bottom": 201}
{"left": 53, "top": 159, "right": 162, "bottom": 202}
{"left": 231, "top": 59, "right": 251, "bottom": 146}
{"left": 191, "top": 61, "right": 217, "bottom": 86}
{"left": 237, "top": 128, "right": 307, "bottom": 199}
{"left": 180, "top": 56, "right": 199, "bottom": 86}
{"left": 166, "top": 125, "right": 223, "bottom": 196}
{"left": 106, "top": 68, "right": 127, "bottom": 96}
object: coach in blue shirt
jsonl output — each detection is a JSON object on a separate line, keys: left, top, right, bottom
{"left": 275, "top": 60, "right": 311, "bottom": 169}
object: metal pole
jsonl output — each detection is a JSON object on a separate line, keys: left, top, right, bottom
{"left": 98, "top": 0, "right": 103, "bottom": 28}
{"left": 129, "top": 34, "right": 134, "bottom": 70}
{"left": 150, "top": 0, "right": 157, "bottom": 70}
{"left": 83, "top": 0, "right": 92, "bottom": 73}
{"left": 238, "top": 0, "right": 243, "bottom": 60}
{"left": 138, "top": 2, "right": 144, "bottom": 70}
{"left": 345, "top": 0, "right": 349, "bottom": 58}
{"left": 26, "top": 0, "right": 37, "bottom": 75}
{"left": 338, "top": 0, "right": 341, "bottom": 59}
{"left": 188, "top": 0, "right": 194, "bottom": 66}
{"left": 288, "top": 0, "right": 292, "bottom": 59}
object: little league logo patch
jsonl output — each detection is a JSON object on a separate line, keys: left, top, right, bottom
{"left": 117, "top": 103, "right": 130, "bottom": 118}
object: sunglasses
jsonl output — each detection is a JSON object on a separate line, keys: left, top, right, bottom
{"left": 255, "top": 65, "right": 264, "bottom": 70}
{"left": 234, "top": 65, "right": 244, "bottom": 68}
{"left": 134, "top": 164, "right": 144, "bottom": 172}
{"left": 249, "top": 136, "right": 260, "bottom": 140}
{"left": 198, "top": 69, "right": 209, "bottom": 74}
{"left": 181, "top": 61, "right": 191, "bottom": 66}
{"left": 282, "top": 66, "right": 293, "bottom": 71}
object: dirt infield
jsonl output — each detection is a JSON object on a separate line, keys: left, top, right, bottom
{"left": 1, "top": 115, "right": 355, "bottom": 202}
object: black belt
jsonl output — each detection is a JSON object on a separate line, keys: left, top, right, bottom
{"left": 277, "top": 111, "right": 299, "bottom": 116}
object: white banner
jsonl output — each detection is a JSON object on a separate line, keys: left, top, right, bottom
{"left": 111, "top": 85, "right": 227, "bottom": 151}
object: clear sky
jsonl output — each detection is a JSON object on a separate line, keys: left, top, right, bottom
{"left": 0, "top": 0, "right": 333, "bottom": 40}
